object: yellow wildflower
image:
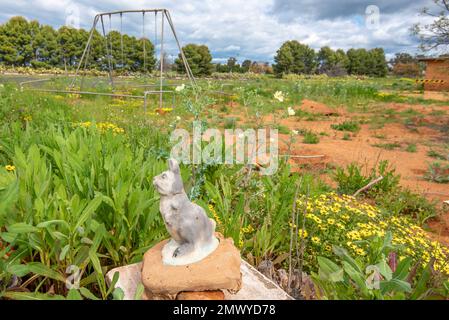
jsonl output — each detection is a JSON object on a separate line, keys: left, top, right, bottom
{"left": 5, "top": 165, "right": 15, "bottom": 172}
{"left": 311, "top": 236, "right": 321, "bottom": 244}
{"left": 298, "top": 229, "right": 308, "bottom": 239}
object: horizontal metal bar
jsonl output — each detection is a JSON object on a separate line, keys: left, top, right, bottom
{"left": 19, "top": 78, "right": 51, "bottom": 87}
{"left": 26, "top": 88, "right": 145, "bottom": 99}
{"left": 208, "top": 90, "right": 235, "bottom": 96}
{"left": 95, "top": 9, "right": 167, "bottom": 18}
{"left": 144, "top": 90, "right": 174, "bottom": 94}
{"left": 113, "top": 83, "right": 184, "bottom": 89}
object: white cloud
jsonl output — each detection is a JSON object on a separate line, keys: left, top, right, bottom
{"left": 0, "top": 0, "right": 434, "bottom": 62}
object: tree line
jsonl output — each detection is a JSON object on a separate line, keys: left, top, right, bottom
{"left": 273, "top": 40, "right": 389, "bottom": 77}
{"left": 173, "top": 41, "right": 389, "bottom": 77}
{"left": 0, "top": 16, "right": 421, "bottom": 78}
{"left": 0, "top": 16, "right": 156, "bottom": 72}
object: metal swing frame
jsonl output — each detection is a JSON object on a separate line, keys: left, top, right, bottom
{"left": 20, "top": 9, "right": 196, "bottom": 112}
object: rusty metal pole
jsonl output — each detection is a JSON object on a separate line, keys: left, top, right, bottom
{"left": 159, "top": 11, "right": 165, "bottom": 110}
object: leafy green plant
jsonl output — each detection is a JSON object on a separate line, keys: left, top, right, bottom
{"left": 427, "top": 150, "right": 447, "bottom": 161}
{"left": 372, "top": 142, "right": 401, "bottom": 150}
{"left": 379, "top": 189, "right": 437, "bottom": 225}
{"left": 0, "top": 124, "right": 169, "bottom": 299}
{"left": 405, "top": 143, "right": 417, "bottom": 153}
{"left": 425, "top": 162, "right": 449, "bottom": 183}
{"left": 274, "top": 124, "right": 291, "bottom": 135}
{"left": 332, "top": 160, "right": 400, "bottom": 196}
{"left": 302, "top": 131, "right": 320, "bottom": 144}
{"left": 331, "top": 121, "right": 360, "bottom": 133}
{"left": 223, "top": 117, "right": 237, "bottom": 129}
{"left": 312, "top": 234, "right": 449, "bottom": 300}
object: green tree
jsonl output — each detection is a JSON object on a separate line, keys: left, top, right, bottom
{"left": 107, "top": 31, "right": 155, "bottom": 72}
{"left": 0, "top": 16, "right": 34, "bottom": 66}
{"left": 226, "top": 57, "right": 241, "bottom": 72}
{"left": 273, "top": 40, "right": 316, "bottom": 75}
{"left": 175, "top": 44, "right": 213, "bottom": 76}
{"left": 31, "top": 24, "right": 59, "bottom": 68}
{"left": 215, "top": 63, "right": 228, "bottom": 72}
{"left": 346, "top": 48, "right": 370, "bottom": 75}
{"left": 367, "top": 48, "right": 388, "bottom": 77}
{"left": 390, "top": 52, "right": 416, "bottom": 65}
{"left": 390, "top": 53, "right": 420, "bottom": 77}
{"left": 241, "top": 59, "right": 252, "bottom": 72}
{"left": 57, "top": 26, "right": 82, "bottom": 70}
{"left": 317, "top": 46, "right": 348, "bottom": 76}
{"left": 346, "top": 48, "right": 387, "bottom": 77}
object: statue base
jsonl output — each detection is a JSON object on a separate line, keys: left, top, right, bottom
{"left": 161, "top": 237, "right": 219, "bottom": 266}
{"left": 141, "top": 234, "right": 241, "bottom": 295}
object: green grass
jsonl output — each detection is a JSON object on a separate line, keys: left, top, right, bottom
{"left": 373, "top": 133, "right": 387, "bottom": 139}
{"left": 429, "top": 109, "right": 447, "bottom": 116}
{"left": 1, "top": 76, "right": 449, "bottom": 300}
{"left": 425, "top": 162, "right": 449, "bottom": 183}
{"left": 224, "top": 117, "right": 237, "bottom": 129}
{"left": 342, "top": 133, "right": 351, "bottom": 140}
{"left": 428, "top": 150, "right": 447, "bottom": 161}
{"left": 372, "top": 142, "right": 402, "bottom": 150}
{"left": 331, "top": 121, "right": 361, "bottom": 133}
{"left": 405, "top": 143, "right": 417, "bottom": 153}
{"left": 302, "top": 131, "right": 320, "bottom": 144}
{"left": 275, "top": 124, "right": 291, "bottom": 134}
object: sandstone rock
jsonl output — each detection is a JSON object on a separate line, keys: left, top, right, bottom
{"left": 142, "top": 289, "right": 176, "bottom": 300}
{"left": 141, "top": 234, "right": 241, "bottom": 295}
{"left": 106, "top": 259, "right": 293, "bottom": 300}
{"left": 176, "top": 290, "right": 225, "bottom": 300}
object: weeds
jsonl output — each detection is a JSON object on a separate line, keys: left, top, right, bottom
{"left": 302, "top": 131, "right": 320, "bottom": 144}
{"left": 373, "top": 142, "right": 402, "bottom": 150}
{"left": 428, "top": 150, "right": 447, "bottom": 161}
{"left": 331, "top": 121, "right": 360, "bottom": 133}
{"left": 332, "top": 161, "right": 400, "bottom": 196}
{"left": 425, "top": 162, "right": 449, "bottom": 183}
{"left": 405, "top": 143, "right": 417, "bottom": 153}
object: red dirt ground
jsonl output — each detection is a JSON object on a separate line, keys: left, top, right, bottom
{"left": 220, "top": 98, "right": 449, "bottom": 243}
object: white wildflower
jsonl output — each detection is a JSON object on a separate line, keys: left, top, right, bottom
{"left": 175, "top": 84, "right": 186, "bottom": 92}
{"left": 274, "top": 91, "right": 285, "bottom": 102}
{"left": 287, "top": 107, "right": 296, "bottom": 116}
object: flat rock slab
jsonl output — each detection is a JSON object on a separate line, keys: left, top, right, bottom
{"left": 106, "top": 260, "right": 293, "bottom": 300}
{"left": 142, "top": 236, "right": 241, "bottom": 294}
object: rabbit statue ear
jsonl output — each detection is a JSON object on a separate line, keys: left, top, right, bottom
{"left": 168, "top": 158, "right": 180, "bottom": 174}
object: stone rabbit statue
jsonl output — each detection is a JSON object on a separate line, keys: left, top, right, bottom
{"left": 153, "top": 158, "right": 219, "bottom": 265}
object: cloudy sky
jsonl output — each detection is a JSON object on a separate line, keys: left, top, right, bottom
{"left": 0, "top": 0, "right": 438, "bottom": 63}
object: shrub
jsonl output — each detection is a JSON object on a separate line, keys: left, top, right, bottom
{"left": 312, "top": 234, "right": 449, "bottom": 300}
{"left": 425, "top": 162, "right": 449, "bottom": 183}
{"left": 373, "top": 143, "right": 401, "bottom": 150}
{"left": 427, "top": 150, "right": 447, "bottom": 161}
{"left": 224, "top": 117, "right": 237, "bottom": 129}
{"left": 331, "top": 121, "right": 360, "bottom": 133}
{"left": 380, "top": 189, "right": 437, "bottom": 225}
{"left": 405, "top": 143, "right": 417, "bottom": 153}
{"left": 303, "top": 131, "right": 320, "bottom": 144}
{"left": 332, "top": 161, "right": 400, "bottom": 196}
